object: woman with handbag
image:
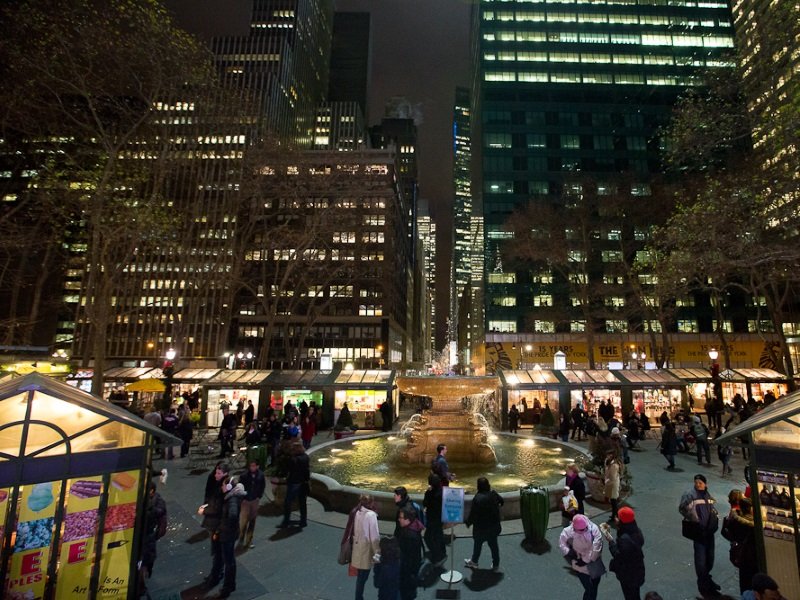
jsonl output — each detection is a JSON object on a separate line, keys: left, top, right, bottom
{"left": 726, "top": 497, "right": 757, "bottom": 594}
{"left": 559, "top": 514, "right": 607, "bottom": 600}
{"left": 350, "top": 494, "right": 380, "bottom": 600}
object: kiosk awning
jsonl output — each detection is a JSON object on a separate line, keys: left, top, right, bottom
{"left": 666, "top": 368, "right": 713, "bottom": 382}
{"left": 172, "top": 368, "right": 222, "bottom": 381}
{"left": 334, "top": 369, "right": 394, "bottom": 387}
{"left": 104, "top": 366, "right": 156, "bottom": 380}
{"left": 715, "top": 390, "right": 800, "bottom": 450}
{"left": 204, "top": 369, "right": 272, "bottom": 386}
{"left": 614, "top": 369, "right": 683, "bottom": 385}
{"left": 266, "top": 369, "right": 340, "bottom": 387}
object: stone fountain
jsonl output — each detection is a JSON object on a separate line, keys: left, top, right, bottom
{"left": 396, "top": 376, "right": 499, "bottom": 464}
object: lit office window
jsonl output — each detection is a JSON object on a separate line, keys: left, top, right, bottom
{"left": 488, "top": 320, "right": 517, "bottom": 333}
{"left": 579, "top": 33, "right": 609, "bottom": 43}
{"left": 519, "top": 72, "right": 548, "bottom": 82}
{"left": 582, "top": 53, "right": 611, "bottom": 63}
{"left": 606, "top": 320, "right": 628, "bottom": 333}
{"left": 493, "top": 296, "right": 517, "bottom": 307}
{"left": 488, "top": 273, "right": 516, "bottom": 284}
{"left": 677, "top": 320, "right": 699, "bottom": 333}
{"left": 570, "top": 321, "right": 586, "bottom": 332}
{"left": 534, "top": 321, "right": 555, "bottom": 333}
{"left": 486, "top": 71, "right": 516, "bottom": 81}
{"left": 712, "top": 320, "right": 733, "bottom": 333}
{"left": 533, "top": 295, "right": 552, "bottom": 307}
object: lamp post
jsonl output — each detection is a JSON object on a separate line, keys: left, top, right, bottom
{"left": 708, "top": 348, "right": 722, "bottom": 401}
{"left": 376, "top": 344, "right": 384, "bottom": 369}
{"left": 162, "top": 348, "right": 176, "bottom": 411}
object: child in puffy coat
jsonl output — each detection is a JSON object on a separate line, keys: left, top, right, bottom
{"left": 559, "top": 514, "right": 606, "bottom": 600}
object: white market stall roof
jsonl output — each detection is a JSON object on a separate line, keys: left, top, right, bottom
{"left": 204, "top": 369, "right": 272, "bottom": 386}
{"left": 715, "top": 390, "right": 800, "bottom": 451}
{"left": 172, "top": 368, "right": 222, "bottom": 381}
{"left": 501, "top": 369, "right": 561, "bottom": 385}
{"left": 334, "top": 369, "right": 393, "bottom": 386}
{"left": 104, "top": 366, "right": 156, "bottom": 380}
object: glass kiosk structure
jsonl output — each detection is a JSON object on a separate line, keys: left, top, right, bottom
{"left": 716, "top": 392, "right": 800, "bottom": 599}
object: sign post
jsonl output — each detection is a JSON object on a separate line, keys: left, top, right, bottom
{"left": 438, "top": 486, "right": 465, "bottom": 596}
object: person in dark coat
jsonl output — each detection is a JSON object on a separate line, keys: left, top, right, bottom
{"left": 679, "top": 474, "right": 721, "bottom": 598}
{"left": 177, "top": 409, "right": 194, "bottom": 458}
{"left": 604, "top": 506, "right": 645, "bottom": 600}
{"left": 508, "top": 404, "right": 520, "bottom": 433}
{"left": 660, "top": 422, "right": 679, "bottom": 471}
{"left": 218, "top": 407, "right": 237, "bottom": 458}
{"left": 463, "top": 477, "right": 504, "bottom": 572}
{"left": 565, "top": 463, "right": 586, "bottom": 514}
{"left": 396, "top": 506, "right": 425, "bottom": 600}
{"left": 139, "top": 480, "right": 167, "bottom": 595}
{"left": 243, "top": 399, "right": 255, "bottom": 425}
{"left": 279, "top": 441, "right": 310, "bottom": 528}
{"left": 373, "top": 536, "right": 401, "bottom": 600}
{"left": 728, "top": 497, "right": 758, "bottom": 594}
{"left": 205, "top": 475, "right": 245, "bottom": 598}
{"left": 423, "top": 473, "right": 446, "bottom": 565}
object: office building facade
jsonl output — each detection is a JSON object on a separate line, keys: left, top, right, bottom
{"left": 471, "top": 0, "right": 784, "bottom": 369}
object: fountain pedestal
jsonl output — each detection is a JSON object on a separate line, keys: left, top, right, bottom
{"left": 397, "top": 377, "right": 499, "bottom": 465}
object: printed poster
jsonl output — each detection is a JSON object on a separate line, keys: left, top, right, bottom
{"left": 0, "top": 487, "right": 9, "bottom": 549}
{"left": 442, "top": 486, "right": 465, "bottom": 524}
{"left": 55, "top": 476, "right": 104, "bottom": 598}
{"left": 96, "top": 470, "right": 139, "bottom": 599}
{"left": 6, "top": 481, "right": 62, "bottom": 599}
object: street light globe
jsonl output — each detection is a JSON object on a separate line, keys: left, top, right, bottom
{"left": 344, "top": 362, "right": 354, "bottom": 371}
{"left": 165, "top": 348, "right": 176, "bottom": 361}
{"left": 237, "top": 352, "right": 244, "bottom": 359}
{"left": 708, "top": 348, "right": 719, "bottom": 361}
{"left": 246, "top": 352, "right": 253, "bottom": 360}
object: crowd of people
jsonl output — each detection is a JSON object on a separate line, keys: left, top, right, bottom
{"left": 144, "top": 388, "right": 791, "bottom": 600}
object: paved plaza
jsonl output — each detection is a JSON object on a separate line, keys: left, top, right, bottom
{"left": 147, "top": 428, "right": 748, "bottom": 600}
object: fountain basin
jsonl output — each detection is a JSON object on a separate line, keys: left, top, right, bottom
{"left": 306, "top": 432, "right": 590, "bottom": 520}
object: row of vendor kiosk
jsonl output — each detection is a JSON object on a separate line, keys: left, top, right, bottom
{"left": 69, "top": 365, "right": 789, "bottom": 433}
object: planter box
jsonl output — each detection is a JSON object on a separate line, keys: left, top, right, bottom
{"left": 585, "top": 471, "right": 608, "bottom": 503}
{"left": 334, "top": 430, "right": 356, "bottom": 440}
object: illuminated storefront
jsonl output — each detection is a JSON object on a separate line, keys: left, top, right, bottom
{"left": 203, "top": 370, "right": 271, "bottom": 428}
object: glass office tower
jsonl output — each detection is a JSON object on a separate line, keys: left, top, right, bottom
{"left": 474, "top": 0, "right": 735, "bottom": 343}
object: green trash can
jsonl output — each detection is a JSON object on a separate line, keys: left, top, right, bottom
{"left": 520, "top": 486, "right": 549, "bottom": 543}
{"left": 246, "top": 444, "right": 268, "bottom": 470}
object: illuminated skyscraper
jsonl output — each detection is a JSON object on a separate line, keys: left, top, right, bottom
{"left": 473, "top": 0, "right": 740, "bottom": 366}
{"left": 451, "top": 86, "right": 473, "bottom": 345}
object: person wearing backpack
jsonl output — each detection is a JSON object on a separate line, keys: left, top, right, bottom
{"left": 692, "top": 415, "right": 712, "bottom": 466}
{"left": 393, "top": 486, "right": 425, "bottom": 536}
{"left": 679, "top": 474, "right": 721, "bottom": 598}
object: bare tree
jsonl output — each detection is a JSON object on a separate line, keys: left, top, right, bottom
{"left": 0, "top": 0, "right": 220, "bottom": 393}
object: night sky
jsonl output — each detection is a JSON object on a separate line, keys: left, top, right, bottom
{"left": 165, "top": 0, "right": 473, "bottom": 345}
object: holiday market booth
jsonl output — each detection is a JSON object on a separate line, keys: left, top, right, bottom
{"left": 716, "top": 393, "right": 800, "bottom": 600}
{"left": 0, "top": 373, "right": 179, "bottom": 599}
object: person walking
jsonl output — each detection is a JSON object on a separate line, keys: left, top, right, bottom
{"left": 177, "top": 409, "right": 193, "bottom": 458}
{"left": 559, "top": 514, "right": 606, "bottom": 600}
{"left": 396, "top": 506, "right": 424, "bottom": 600}
{"left": 660, "top": 422, "right": 679, "bottom": 471}
{"left": 238, "top": 458, "right": 265, "bottom": 549}
{"left": 716, "top": 431, "right": 733, "bottom": 476}
{"left": 423, "top": 473, "right": 446, "bottom": 565}
{"left": 602, "top": 507, "right": 645, "bottom": 600}
{"left": 464, "top": 476, "right": 504, "bottom": 572}
{"left": 604, "top": 450, "right": 622, "bottom": 522}
{"left": 679, "top": 473, "right": 722, "bottom": 598}
{"left": 243, "top": 399, "right": 254, "bottom": 425}
{"left": 279, "top": 440, "right": 309, "bottom": 529}
{"left": 351, "top": 494, "right": 381, "bottom": 600}
{"left": 218, "top": 406, "right": 237, "bottom": 458}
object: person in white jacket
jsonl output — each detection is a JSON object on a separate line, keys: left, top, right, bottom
{"left": 559, "top": 513, "right": 607, "bottom": 600}
{"left": 350, "top": 494, "right": 380, "bottom": 600}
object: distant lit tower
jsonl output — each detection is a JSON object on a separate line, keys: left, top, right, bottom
{"left": 417, "top": 200, "right": 437, "bottom": 354}
{"left": 212, "top": 0, "right": 334, "bottom": 145}
{"left": 450, "top": 86, "right": 472, "bottom": 345}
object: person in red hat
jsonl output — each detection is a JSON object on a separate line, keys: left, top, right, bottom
{"left": 600, "top": 506, "right": 645, "bottom": 600}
